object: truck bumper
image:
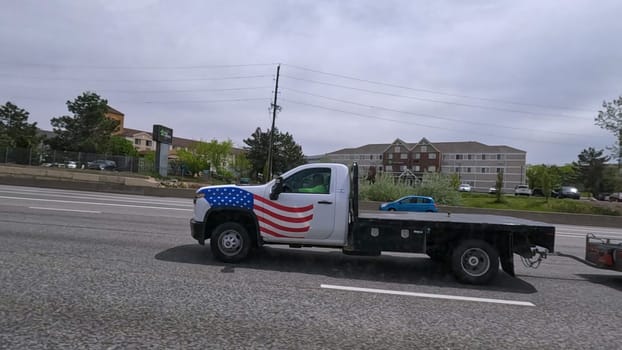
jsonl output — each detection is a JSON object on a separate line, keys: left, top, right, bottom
{"left": 190, "top": 219, "right": 206, "bottom": 245}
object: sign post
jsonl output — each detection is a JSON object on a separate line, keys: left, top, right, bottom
{"left": 153, "top": 124, "right": 173, "bottom": 177}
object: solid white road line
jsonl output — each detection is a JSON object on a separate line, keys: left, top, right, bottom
{"left": 320, "top": 284, "right": 535, "bottom": 307}
{"left": 29, "top": 207, "right": 102, "bottom": 214}
{"left": 0, "top": 195, "right": 192, "bottom": 211}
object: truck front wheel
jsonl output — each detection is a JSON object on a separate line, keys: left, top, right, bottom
{"left": 451, "top": 240, "right": 499, "bottom": 284}
{"left": 210, "top": 223, "right": 251, "bottom": 263}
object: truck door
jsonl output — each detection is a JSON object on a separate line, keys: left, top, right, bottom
{"left": 260, "top": 167, "right": 336, "bottom": 241}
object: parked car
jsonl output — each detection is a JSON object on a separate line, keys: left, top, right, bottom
{"left": 594, "top": 193, "right": 610, "bottom": 201}
{"left": 531, "top": 188, "right": 558, "bottom": 197}
{"left": 379, "top": 195, "right": 438, "bottom": 212}
{"left": 65, "top": 160, "right": 78, "bottom": 169}
{"left": 458, "top": 183, "right": 471, "bottom": 192}
{"left": 87, "top": 160, "right": 117, "bottom": 171}
{"left": 488, "top": 187, "right": 497, "bottom": 194}
{"left": 553, "top": 186, "right": 580, "bottom": 199}
{"left": 514, "top": 185, "right": 532, "bottom": 196}
{"left": 609, "top": 192, "right": 622, "bottom": 202}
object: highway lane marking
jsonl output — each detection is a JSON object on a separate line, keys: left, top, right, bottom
{"left": 0, "top": 188, "right": 192, "bottom": 207}
{"left": 29, "top": 206, "right": 102, "bottom": 214}
{"left": 320, "top": 284, "right": 535, "bottom": 307}
{"left": 0, "top": 195, "right": 193, "bottom": 211}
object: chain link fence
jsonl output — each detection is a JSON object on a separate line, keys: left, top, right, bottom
{"left": 0, "top": 146, "right": 158, "bottom": 174}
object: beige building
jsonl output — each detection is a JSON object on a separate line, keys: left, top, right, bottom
{"left": 317, "top": 138, "right": 527, "bottom": 193}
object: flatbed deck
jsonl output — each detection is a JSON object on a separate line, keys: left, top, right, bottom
{"left": 359, "top": 210, "right": 555, "bottom": 228}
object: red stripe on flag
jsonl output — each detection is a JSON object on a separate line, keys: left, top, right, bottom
{"left": 253, "top": 205, "right": 313, "bottom": 223}
{"left": 259, "top": 226, "right": 291, "bottom": 238}
{"left": 253, "top": 194, "right": 313, "bottom": 213}
{"left": 257, "top": 216, "right": 311, "bottom": 233}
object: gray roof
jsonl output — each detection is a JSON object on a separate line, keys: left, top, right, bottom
{"left": 328, "top": 143, "right": 388, "bottom": 155}
{"left": 327, "top": 140, "right": 525, "bottom": 155}
{"left": 433, "top": 141, "right": 524, "bottom": 154}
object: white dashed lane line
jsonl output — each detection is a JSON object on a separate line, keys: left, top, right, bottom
{"left": 321, "top": 284, "right": 536, "bottom": 307}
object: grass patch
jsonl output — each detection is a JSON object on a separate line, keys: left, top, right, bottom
{"left": 459, "top": 193, "right": 620, "bottom": 216}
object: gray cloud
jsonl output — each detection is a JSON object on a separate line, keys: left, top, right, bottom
{"left": 1, "top": 0, "right": 621, "bottom": 164}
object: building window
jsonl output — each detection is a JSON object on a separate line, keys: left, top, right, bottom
{"left": 400, "top": 165, "right": 406, "bottom": 171}
{"left": 370, "top": 155, "right": 373, "bottom": 160}
{"left": 146, "top": 140, "right": 152, "bottom": 147}
{"left": 482, "top": 154, "right": 486, "bottom": 160}
{"left": 429, "top": 153, "right": 436, "bottom": 159}
{"left": 135, "top": 139, "right": 141, "bottom": 145}
{"left": 455, "top": 167, "right": 460, "bottom": 173}
{"left": 400, "top": 153, "right": 407, "bottom": 159}
{"left": 428, "top": 165, "right": 436, "bottom": 172}
{"left": 379, "top": 155, "right": 383, "bottom": 160}
{"left": 414, "top": 153, "right": 420, "bottom": 159}
{"left": 481, "top": 168, "right": 486, "bottom": 173}
{"left": 395, "top": 146, "right": 401, "bottom": 152}
{"left": 497, "top": 154, "right": 502, "bottom": 160}
{"left": 497, "top": 168, "right": 502, "bottom": 173}
{"left": 378, "top": 166, "right": 383, "bottom": 171}
{"left": 467, "top": 167, "right": 471, "bottom": 173}
{"left": 467, "top": 154, "right": 472, "bottom": 160}
{"left": 421, "top": 146, "right": 427, "bottom": 152}
{"left": 414, "top": 165, "right": 420, "bottom": 171}
{"left": 456, "top": 154, "right": 462, "bottom": 160}
{"left": 388, "top": 154, "right": 393, "bottom": 160}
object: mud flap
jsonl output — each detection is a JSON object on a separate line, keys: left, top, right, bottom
{"left": 500, "top": 250, "right": 515, "bottom": 277}
{"left": 500, "top": 232, "right": 515, "bottom": 277}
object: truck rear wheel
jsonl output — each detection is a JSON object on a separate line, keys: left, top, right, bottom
{"left": 210, "top": 223, "right": 251, "bottom": 263}
{"left": 451, "top": 240, "right": 499, "bottom": 284}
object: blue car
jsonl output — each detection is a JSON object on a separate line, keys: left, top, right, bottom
{"left": 379, "top": 195, "right": 438, "bottom": 212}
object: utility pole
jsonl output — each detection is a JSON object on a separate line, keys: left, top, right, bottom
{"left": 266, "top": 64, "right": 280, "bottom": 181}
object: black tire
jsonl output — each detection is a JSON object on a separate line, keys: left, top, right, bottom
{"left": 450, "top": 239, "right": 499, "bottom": 284}
{"left": 388, "top": 208, "right": 396, "bottom": 212}
{"left": 210, "top": 222, "right": 252, "bottom": 263}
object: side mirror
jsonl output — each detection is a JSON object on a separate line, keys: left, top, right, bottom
{"left": 270, "top": 177, "right": 284, "bottom": 200}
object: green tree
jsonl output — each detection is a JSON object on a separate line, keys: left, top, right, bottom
{"left": 243, "top": 127, "right": 306, "bottom": 181}
{"left": 109, "top": 136, "right": 137, "bottom": 156}
{"left": 494, "top": 170, "right": 504, "bottom": 203}
{"left": 573, "top": 147, "right": 610, "bottom": 195}
{"left": 46, "top": 92, "right": 118, "bottom": 153}
{"left": 526, "top": 164, "right": 558, "bottom": 200}
{"left": 595, "top": 96, "right": 622, "bottom": 167}
{"left": 231, "top": 152, "right": 252, "bottom": 181}
{"left": 0, "top": 102, "right": 40, "bottom": 148}
{"left": 176, "top": 139, "right": 234, "bottom": 177}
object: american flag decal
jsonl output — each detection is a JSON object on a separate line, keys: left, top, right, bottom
{"left": 202, "top": 187, "right": 314, "bottom": 238}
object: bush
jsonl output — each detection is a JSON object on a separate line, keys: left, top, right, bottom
{"left": 359, "top": 172, "right": 461, "bottom": 205}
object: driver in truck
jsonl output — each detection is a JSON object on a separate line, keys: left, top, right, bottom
{"left": 299, "top": 173, "right": 327, "bottom": 193}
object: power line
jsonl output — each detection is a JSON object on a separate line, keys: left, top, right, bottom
{"left": 5, "top": 95, "right": 268, "bottom": 105}
{"left": 0, "top": 83, "right": 273, "bottom": 94}
{"left": 281, "top": 75, "right": 587, "bottom": 120}
{"left": 0, "top": 73, "right": 273, "bottom": 82}
{"left": 279, "top": 98, "right": 588, "bottom": 147}
{"left": 0, "top": 62, "right": 278, "bottom": 70}
{"left": 281, "top": 63, "right": 594, "bottom": 113}
{"left": 283, "top": 88, "right": 586, "bottom": 137}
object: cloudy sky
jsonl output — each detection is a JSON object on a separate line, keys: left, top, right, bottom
{"left": 1, "top": 0, "right": 621, "bottom": 164}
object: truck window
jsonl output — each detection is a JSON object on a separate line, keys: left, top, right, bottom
{"left": 282, "top": 168, "right": 331, "bottom": 194}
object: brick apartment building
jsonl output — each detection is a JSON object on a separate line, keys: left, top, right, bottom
{"left": 319, "top": 137, "right": 527, "bottom": 193}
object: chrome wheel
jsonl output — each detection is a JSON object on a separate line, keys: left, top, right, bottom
{"left": 218, "top": 230, "right": 243, "bottom": 257}
{"left": 460, "top": 247, "right": 490, "bottom": 277}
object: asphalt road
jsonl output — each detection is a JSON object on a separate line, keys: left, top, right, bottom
{"left": 1, "top": 185, "right": 621, "bottom": 349}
